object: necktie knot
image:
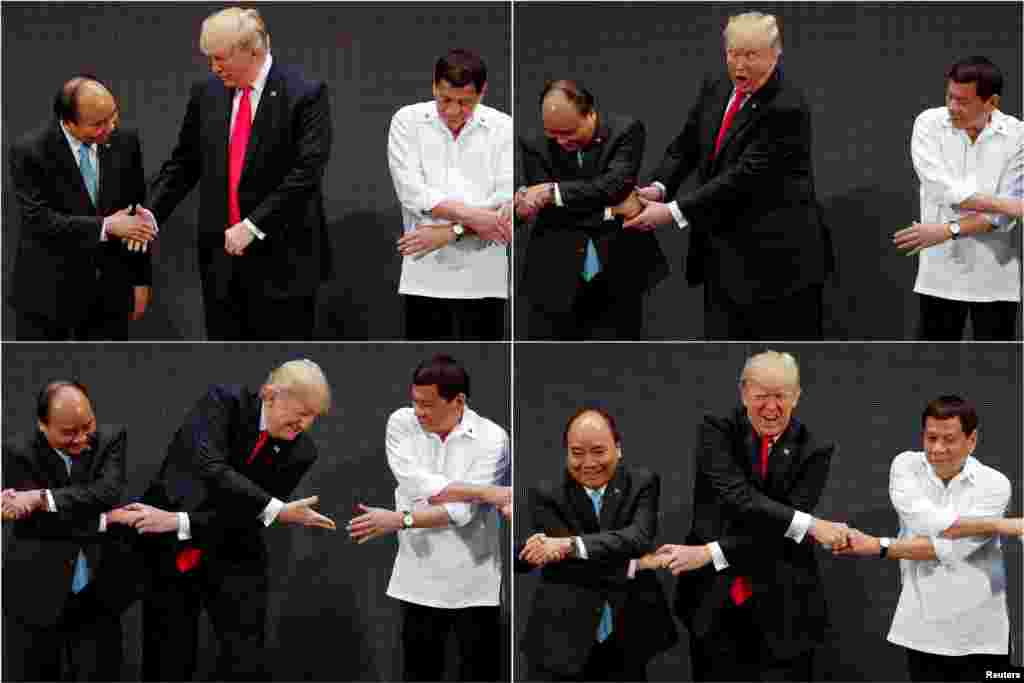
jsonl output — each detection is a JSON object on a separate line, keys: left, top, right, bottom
{"left": 588, "top": 488, "right": 603, "bottom": 514}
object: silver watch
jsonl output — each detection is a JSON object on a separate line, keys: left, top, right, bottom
{"left": 879, "top": 537, "right": 892, "bottom": 559}
{"left": 451, "top": 223, "right": 465, "bottom": 241}
{"left": 402, "top": 511, "right": 414, "bottom": 529}
{"left": 948, "top": 221, "right": 961, "bottom": 240}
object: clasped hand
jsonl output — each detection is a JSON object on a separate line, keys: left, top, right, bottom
{"left": 1, "top": 489, "right": 44, "bottom": 521}
{"left": 519, "top": 533, "right": 573, "bottom": 566}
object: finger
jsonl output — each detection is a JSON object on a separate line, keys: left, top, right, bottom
{"left": 311, "top": 513, "right": 337, "bottom": 530}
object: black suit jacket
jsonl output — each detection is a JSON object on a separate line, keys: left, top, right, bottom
{"left": 148, "top": 61, "right": 333, "bottom": 302}
{"left": 520, "top": 466, "right": 678, "bottom": 676}
{"left": 8, "top": 121, "right": 151, "bottom": 325}
{"left": 2, "top": 427, "right": 127, "bottom": 627}
{"left": 674, "top": 408, "right": 835, "bottom": 660}
{"left": 139, "top": 384, "right": 317, "bottom": 576}
{"left": 653, "top": 68, "right": 833, "bottom": 304}
{"left": 519, "top": 113, "right": 669, "bottom": 314}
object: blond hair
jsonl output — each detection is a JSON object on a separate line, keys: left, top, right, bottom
{"left": 200, "top": 7, "right": 270, "bottom": 55}
{"left": 723, "top": 12, "right": 782, "bottom": 52}
{"left": 265, "top": 359, "right": 331, "bottom": 414}
{"left": 740, "top": 350, "right": 800, "bottom": 390}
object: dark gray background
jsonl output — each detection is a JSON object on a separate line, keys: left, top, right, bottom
{"left": 514, "top": 343, "right": 1023, "bottom": 681}
{"left": 2, "top": 343, "right": 511, "bottom": 681}
{"left": 2, "top": 2, "right": 511, "bottom": 340}
{"left": 514, "top": 2, "right": 1024, "bottom": 340}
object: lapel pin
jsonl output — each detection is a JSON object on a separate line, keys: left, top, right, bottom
{"left": 273, "top": 445, "right": 280, "bottom": 453}
{"left": 270, "top": 90, "right": 277, "bottom": 97}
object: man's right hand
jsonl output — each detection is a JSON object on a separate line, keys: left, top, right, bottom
{"left": 463, "top": 207, "right": 511, "bottom": 244}
{"left": 278, "top": 495, "right": 337, "bottom": 530}
{"left": 809, "top": 517, "right": 851, "bottom": 549}
{"left": 635, "top": 184, "right": 664, "bottom": 202}
{"left": 106, "top": 207, "right": 157, "bottom": 243}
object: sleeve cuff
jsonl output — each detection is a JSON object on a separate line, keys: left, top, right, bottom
{"left": 668, "top": 201, "right": 688, "bottom": 229}
{"left": 45, "top": 490, "right": 57, "bottom": 512}
{"left": 652, "top": 181, "right": 667, "bottom": 200}
{"left": 100, "top": 217, "right": 110, "bottom": 242}
{"left": 99, "top": 513, "right": 107, "bottom": 532}
{"left": 604, "top": 207, "right": 614, "bottom": 221}
{"left": 261, "top": 498, "right": 285, "bottom": 526}
{"left": 553, "top": 183, "right": 564, "bottom": 208}
{"left": 787, "top": 510, "right": 813, "bottom": 543}
{"left": 709, "top": 541, "right": 729, "bottom": 571}
{"left": 178, "top": 512, "right": 191, "bottom": 541}
{"left": 627, "top": 559, "right": 638, "bottom": 579}
{"left": 243, "top": 218, "right": 266, "bottom": 240}
{"left": 575, "top": 536, "right": 589, "bottom": 560}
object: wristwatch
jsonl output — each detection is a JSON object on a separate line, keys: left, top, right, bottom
{"left": 879, "top": 537, "right": 892, "bottom": 559}
{"left": 451, "top": 223, "right": 465, "bottom": 241}
{"left": 402, "top": 511, "right": 414, "bottom": 529}
{"left": 947, "top": 221, "right": 961, "bottom": 240}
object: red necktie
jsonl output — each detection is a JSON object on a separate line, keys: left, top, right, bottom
{"left": 176, "top": 429, "right": 269, "bottom": 574}
{"left": 713, "top": 92, "right": 746, "bottom": 159}
{"left": 729, "top": 435, "right": 773, "bottom": 605}
{"left": 228, "top": 88, "right": 252, "bottom": 227}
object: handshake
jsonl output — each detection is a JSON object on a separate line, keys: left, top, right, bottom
{"left": 513, "top": 183, "right": 647, "bottom": 223}
{"left": 106, "top": 205, "right": 158, "bottom": 252}
{"left": 1, "top": 488, "right": 45, "bottom": 520}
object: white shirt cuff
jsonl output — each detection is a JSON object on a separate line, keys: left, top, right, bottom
{"left": 45, "top": 490, "right": 57, "bottom": 512}
{"left": 243, "top": 218, "right": 266, "bottom": 240}
{"left": 575, "top": 536, "right": 588, "bottom": 559}
{"left": 667, "top": 201, "right": 688, "bottom": 229}
{"left": 261, "top": 498, "right": 285, "bottom": 526}
{"left": 604, "top": 207, "right": 614, "bottom": 221}
{"left": 100, "top": 217, "right": 110, "bottom": 242}
{"left": 787, "top": 510, "right": 813, "bottom": 543}
{"left": 553, "top": 183, "right": 564, "bottom": 208}
{"left": 709, "top": 541, "right": 729, "bottom": 571}
{"left": 99, "top": 513, "right": 108, "bottom": 532}
{"left": 178, "top": 512, "right": 191, "bottom": 541}
{"left": 627, "top": 559, "right": 638, "bottom": 579}
{"left": 652, "top": 181, "right": 667, "bottom": 200}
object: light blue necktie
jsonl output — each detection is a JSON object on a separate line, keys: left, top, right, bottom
{"left": 78, "top": 145, "right": 98, "bottom": 205}
{"left": 577, "top": 149, "right": 602, "bottom": 282}
{"left": 588, "top": 488, "right": 613, "bottom": 643}
{"left": 57, "top": 452, "right": 90, "bottom": 593}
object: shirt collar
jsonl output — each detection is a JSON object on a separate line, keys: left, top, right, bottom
{"left": 918, "top": 451, "right": 978, "bottom": 484}
{"left": 428, "top": 103, "right": 490, "bottom": 135}
{"left": 59, "top": 120, "right": 95, "bottom": 158}
{"left": 421, "top": 406, "right": 480, "bottom": 441}
{"left": 939, "top": 108, "right": 1013, "bottom": 137}
{"left": 259, "top": 402, "right": 267, "bottom": 432}
{"left": 242, "top": 52, "right": 273, "bottom": 98}
{"left": 584, "top": 484, "right": 607, "bottom": 497}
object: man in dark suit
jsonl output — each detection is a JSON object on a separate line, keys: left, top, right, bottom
{"left": 71, "top": 360, "right": 336, "bottom": 682}
{"left": 627, "top": 12, "right": 832, "bottom": 340}
{"left": 8, "top": 76, "right": 158, "bottom": 340}
{"left": 2, "top": 381, "right": 134, "bottom": 681}
{"left": 517, "top": 80, "right": 668, "bottom": 340}
{"left": 518, "top": 408, "right": 678, "bottom": 681}
{"left": 654, "top": 351, "right": 848, "bottom": 681}
{"left": 147, "top": 8, "right": 332, "bottom": 340}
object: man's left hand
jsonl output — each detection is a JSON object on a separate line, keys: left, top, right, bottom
{"left": 656, "top": 543, "right": 712, "bottom": 575}
{"left": 623, "top": 197, "right": 672, "bottom": 232}
{"left": 118, "top": 502, "right": 180, "bottom": 534}
{"left": 519, "top": 533, "right": 572, "bottom": 566}
{"left": 131, "top": 286, "right": 151, "bottom": 321}
{"left": 893, "top": 222, "right": 950, "bottom": 255}
{"left": 348, "top": 503, "right": 403, "bottom": 544}
{"left": 225, "top": 222, "right": 256, "bottom": 256}
{"left": 832, "top": 528, "right": 882, "bottom": 557}
{"left": 2, "top": 489, "right": 43, "bottom": 521}
{"left": 397, "top": 223, "right": 456, "bottom": 258}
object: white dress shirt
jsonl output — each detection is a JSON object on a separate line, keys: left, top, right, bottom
{"left": 911, "top": 107, "right": 1023, "bottom": 303}
{"left": 886, "top": 451, "right": 1010, "bottom": 656}
{"left": 385, "top": 406, "right": 507, "bottom": 608}
{"left": 228, "top": 52, "right": 274, "bottom": 240}
{"left": 387, "top": 101, "right": 512, "bottom": 300}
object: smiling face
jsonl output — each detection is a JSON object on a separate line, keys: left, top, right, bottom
{"left": 262, "top": 387, "right": 320, "bottom": 441}
{"left": 946, "top": 80, "right": 997, "bottom": 134}
{"left": 412, "top": 384, "right": 464, "bottom": 435}
{"left": 741, "top": 365, "right": 800, "bottom": 439}
{"left": 923, "top": 416, "right": 975, "bottom": 481}
{"left": 38, "top": 386, "right": 96, "bottom": 456}
{"left": 565, "top": 411, "right": 621, "bottom": 490}
{"left": 542, "top": 92, "right": 597, "bottom": 152}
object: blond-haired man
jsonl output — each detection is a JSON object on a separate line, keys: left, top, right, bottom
{"left": 147, "top": 8, "right": 333, "bottom": 340}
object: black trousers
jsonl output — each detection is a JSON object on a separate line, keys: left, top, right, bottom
{"left": 689, "top": 601, "right": 814, "bottom": 682}
{"left": 530, "top": 636, "right": 648, "bottom": 682}
{"left": 403, "top": 295, "right": 507, "bottom": 340}
{"left": 903, "top": 646, "right": 1012, "bottom": 682}
{"left": 400, "top": 601, "right": 501, "bottom": 682}
{"left": 203, "top": 268, "right": 317, "bottom": 341}
{"left": 526, "top": 278, "right": 645, "bottom": 340}
{"left": 916, "top": 294, "right": 1019, "bottom": 341}
{"left": 703, "top": 281, "right": 824, "bottom": 341}
{"left": 3, "top": 598, "right": 122, "bottom": 682}
{"left": 141, "top": 559, "right": 269, "bottom": 682}
{"left": 14, "top": 307, "right": 132, "bottom": 341}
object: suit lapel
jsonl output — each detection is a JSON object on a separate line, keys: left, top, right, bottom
{"left": 49, "top": 121, "right": 94, "bottom": 211}
{"left": 566, "top": 478, "right": 600, "bottom": 533}
{"left": 241, "top": 389, "right": 264, "bottom": 465}
{"left": 597, "top": 467, "right": 627, "bottom": 529}
{"left": 34, "top": 433, "right": 71, "bottom": 487}
{"left": 737, "top": 411, "right": 758, "bottom": 483}
{"left": 213, "top": 83, "right": 234, "bottom": 194}
{"left": 96, "top": 142, "right": 113, "bottom": 214}
{"left": 71, "top": 446, "right": 95, "bottom": 483}
{"left": 765, "top": 420, "right": 800, "bottom": 491}
{"left": 242, "top": 64, "right": 281, "bottom": 186}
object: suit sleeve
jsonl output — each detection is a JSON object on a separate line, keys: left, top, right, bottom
{"left": 148, "top": 83, "right": 204, "bottom": 224}
{"left": 9, "top": 139, "right": 103, "bottom": 245}
{"left": 556, "top": 119, "right": 644, "bottom": 208}
{"left": 126, "top": 133, "right": 152, "bottom": 286}
{"left": 578, "top": 472, "right": 659, "bottom": 560}
{"left": 526, "top": 485, "right": 633, "bottom": 588}
{"left": 516, "top": 137, "right": 613, "bottom": 230}
{"left": 715, "top": 442, "right": 836, "bottom": 567}
{"left": 652, "top": 79, "right": 708, "bottom": 198}
{"left": 246, "top": 82, "right": 332, "bottom": 236}
{"left": 3, "top": 433, "right": 126, "bottom": 540}
{"left": 674, "top": 98, "right": 810, "bottom": 232}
